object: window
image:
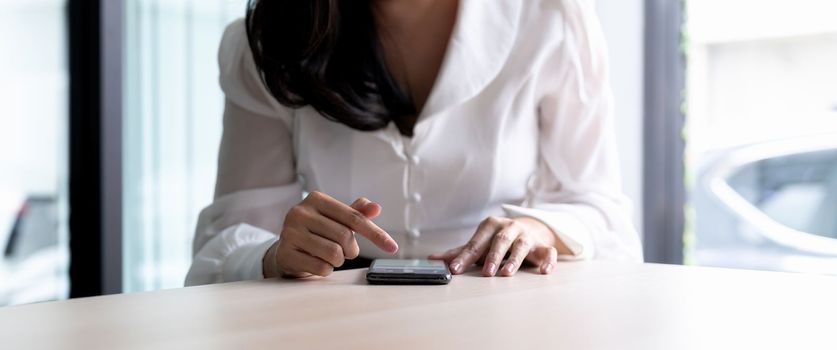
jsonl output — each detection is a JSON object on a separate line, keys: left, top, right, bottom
{"left": 685, "top": 0, "right": 837, "bottom": 273}
{"left": 0, "top": 0, "right": 69, "bottom": 306}
{"left": 122, "top": 0, "right": 243, "bottom": 292}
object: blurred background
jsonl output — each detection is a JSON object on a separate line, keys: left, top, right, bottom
{"left": 0, "top": 0, "right": 835, "bottom": 306}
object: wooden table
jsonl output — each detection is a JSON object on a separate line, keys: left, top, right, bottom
{"left": 1, "top": 262, "right": 835, "bottom": 349}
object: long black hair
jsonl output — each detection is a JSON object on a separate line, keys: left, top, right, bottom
{"left": 245, "top": 0, "right": 417, "bottom": 136}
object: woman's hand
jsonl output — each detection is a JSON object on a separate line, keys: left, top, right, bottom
{"left": 263, "top": 191, "right": 399, "bottom": 278}
{"left": 429, "top": 216, "right": 570, "bottom": 277}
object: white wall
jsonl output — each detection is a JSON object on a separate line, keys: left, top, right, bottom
{"left": 597, "top": 0, "right": 645, "bottom": 233}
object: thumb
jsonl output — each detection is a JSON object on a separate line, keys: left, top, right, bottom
{"left": 350, "top": 197, "right": 382, "bottom": 219}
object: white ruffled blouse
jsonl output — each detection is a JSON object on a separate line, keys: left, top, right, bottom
{"left": 185, "top": 0, "right": 643, "bottom": 286}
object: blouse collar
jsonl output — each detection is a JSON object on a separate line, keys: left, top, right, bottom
{"left": 418, "top": 0, "right": 523, "bottom": 120}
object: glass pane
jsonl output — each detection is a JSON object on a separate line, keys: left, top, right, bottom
{"left": 123, "top": 0, "right": 244, "bottom": 292}
{"left": 0, "top": 0, "right": 69, "bottom": 306}
{"left": 685, "top": 0, "right": 837, "bottom": 274}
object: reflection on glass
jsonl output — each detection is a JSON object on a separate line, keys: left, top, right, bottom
{"left": 0, "top": 0, "right": 69, "bottom": 306}
{"left": 732, "top": 150, "right": 837, "bottom": 239}
{"left": 123, "top": 0, "right": 244, "bottom": 292}
{"left": 686, "top": 0, "right": 837, "bottom": 274}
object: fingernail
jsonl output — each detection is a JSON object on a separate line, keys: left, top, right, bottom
{"left": 544, "top": 263, "right": 554, "bottom": 274}
{"left": 450, "top": 262, "right": 461, "bottom": 274}
{"left": 384, "top": 240, "right": 398, "bottom": 254}
{"left": 504, "top": 263, "right": 515, "bottom": 275}
{"left": 486, "top": 262, "right": 497, "bottom": 276}
{"left": 351, "top": 198, "right": 368, "bottom": 209}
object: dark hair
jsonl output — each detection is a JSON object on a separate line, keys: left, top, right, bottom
{"left": 245, "top": 0, "right": 417, "bottom": 136}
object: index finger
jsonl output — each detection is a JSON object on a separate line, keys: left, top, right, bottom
{"left": 308, "top": 192, "right": 398, "bottom": 254}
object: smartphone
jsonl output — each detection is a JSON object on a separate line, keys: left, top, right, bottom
{"left": 366, "top": 259, "right": 452, "bottom": 285}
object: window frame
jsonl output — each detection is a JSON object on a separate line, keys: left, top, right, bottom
{"left": 642, "top": 0, "right": 686, "bottom": 264}
{"left": 68, "top": 0, "right": 123, "bottom": 297}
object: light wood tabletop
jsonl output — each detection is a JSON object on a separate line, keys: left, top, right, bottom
{"left": 1, "top": 261, "right": 835, "bottom": 349}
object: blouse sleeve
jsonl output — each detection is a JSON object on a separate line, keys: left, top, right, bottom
{"left": 184, "top": 19, "right": 303, "bottom": 286}
{"left": 502, "top": 0, "right": 643, "bottom": 261}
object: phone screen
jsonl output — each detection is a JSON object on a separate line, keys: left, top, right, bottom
{"left": 367, "top": 259, "right": 451, "bottom": 285}
{"left": 369, "top": 259, "right": 448, "bottom": 273}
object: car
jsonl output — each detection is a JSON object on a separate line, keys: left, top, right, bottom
{"left": 0, "top": 193, "right": 67, "bottom": 306}
{"left": 693, "top": 133, "right": 837, "bottom": 274}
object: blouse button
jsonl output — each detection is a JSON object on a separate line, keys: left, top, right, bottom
{"left": 409, "top": 192, "right": 422, "bottom": 204}
{"left": 408, "top": 228, "right": 421, "bottom": 238}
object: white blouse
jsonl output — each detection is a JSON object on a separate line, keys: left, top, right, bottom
{"left": 185, "top": 0, "right": 642, "bottom": 286}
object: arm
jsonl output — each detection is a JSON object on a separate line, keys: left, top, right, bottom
{"left": 429, "top": 0, "right": 641, "bottom": 276}
{"left": 185, "top": 20, "right": 302, "bottom": 286}
{"left": 186, "top": 20, "right": 399, "bottom": 285}
{"left": 502, "top": 0, "right": 642, "bottom": 261}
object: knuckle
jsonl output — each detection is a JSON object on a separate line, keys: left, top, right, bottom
{"left": 328, "top": 244, "right": 344, "bottom": 263}
{"left": 285, "top": 206, "right": 300, "bottom": 219}
{"left": 337, "top": 229, "right": 355, "bottom": 246}
{"left": 506, "top": 219, "right": 521, "bottom": 230}
{"left": 345, "top": 245, "right": 360, "bottom": 259}
{"left": 286, "top": 205, "right": 308, "bottom": 220}
{"left": 548, "top": 247, "right": 559, "bottom": 260}
{"left": 464, "top": 242, "right": 481, "bottom": 256}
{"left": 515, "top": 235, "right": 532, "bottom": 247}
{"left": 315, "top": 263, "right": 334, "bottom": 277}
{"left": 347, "top": 210, "right": 366, "bottom": 227}
{"left": 495, "top": 231, "right": 515, "bottom": 244}
{"left": 477, "top": 220, "right": 490, "bottom": 230}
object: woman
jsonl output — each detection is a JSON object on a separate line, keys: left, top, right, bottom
{"left": 185, "top": 0, "right": 642, "bottom": 285}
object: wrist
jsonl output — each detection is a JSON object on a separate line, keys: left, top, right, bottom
{"left": 262, "top": 239, "right": 282, "bottom": 278}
